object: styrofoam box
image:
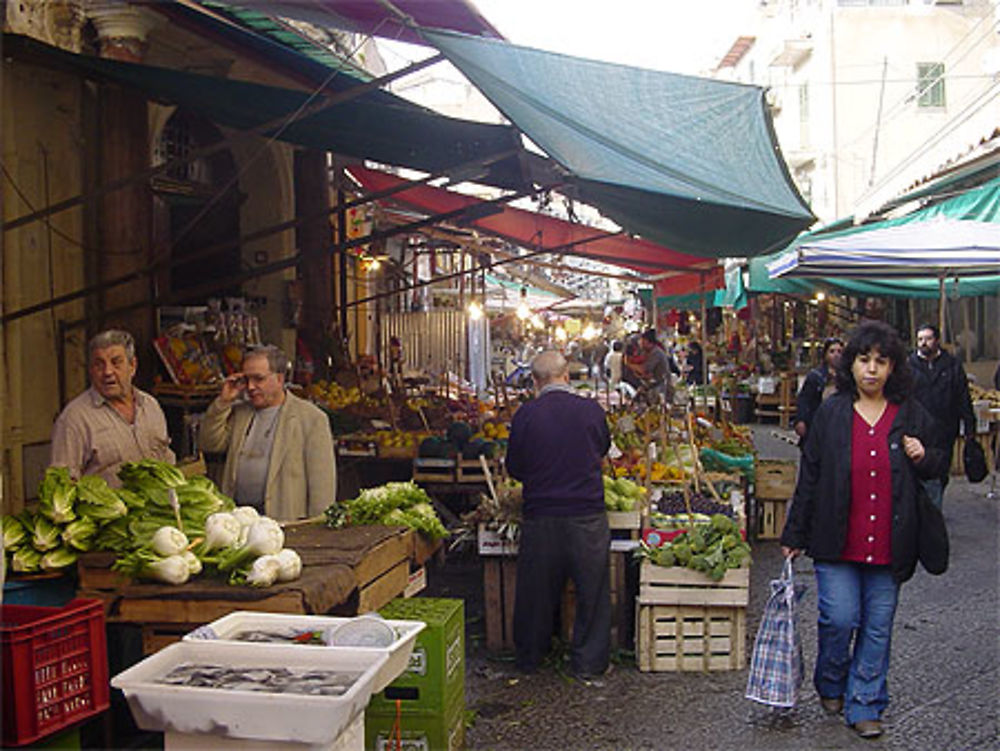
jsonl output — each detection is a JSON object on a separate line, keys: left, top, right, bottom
{"left": 111, "top": 640, "right": 387, "bottom": 745}
{"left": 182, "top": 612, "right": 425, "bottom": 693}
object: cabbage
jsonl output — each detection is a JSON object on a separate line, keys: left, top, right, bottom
{"left": 62, "top": 517, "right": 98, "bottom": 551}
{"left": 38, "top": 467, "right": 77, "bottom": 524}
{"left": 31, "top": 515, "right": 61, "bottom": 551}
{"left": 2, "top": 514, "right": 28, "bottom": 550}
{"left": 12, "top": 546, "right": 43, "bottom": 573}
{"left": 76, "top": 475, "right": 127, "bottom": 521}
{"left": 41, "top": 546, "right": 78, "bottom": 571}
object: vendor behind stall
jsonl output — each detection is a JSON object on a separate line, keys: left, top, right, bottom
{"left": 199, "top": 345, "right": 335, "bottom": 520}
{"left": 50, "top": 329, "right": 175, "bottom": 487}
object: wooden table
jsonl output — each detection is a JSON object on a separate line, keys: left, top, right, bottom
{"left": 77, "top": 525, "right": 440, "bottom": 654}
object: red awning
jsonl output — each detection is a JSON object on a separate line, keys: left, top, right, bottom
{"left": 348, "top": 166, "right": 717, "bottom": 276}
{"left": 652, "top": 267, "right": 725, "bottom": 298}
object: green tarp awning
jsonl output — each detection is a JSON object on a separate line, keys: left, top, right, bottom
{"left": 422, "top": 29, "right": 815, "bottom": 259}
{"left": 5, "top": 34, "right": 527, "bottom": 190}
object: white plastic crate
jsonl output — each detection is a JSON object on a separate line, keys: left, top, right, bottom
{"left": 182, "top": 612, "right": 424, "bottom": 693}
{"left": 111, "top": 640, "right": 387, "bottom": 746}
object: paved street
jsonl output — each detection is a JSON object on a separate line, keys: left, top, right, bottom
{"left": 428, "top": 427, "right": 1000, "bottom": 750}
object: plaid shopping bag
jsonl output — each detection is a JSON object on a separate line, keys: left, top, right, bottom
{"left": 745, "top": 558, "right": 806, "bottom": 707}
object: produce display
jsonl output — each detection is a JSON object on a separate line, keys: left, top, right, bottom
{"left": 0, "top": 459, "right": 303, "bottom": 588}
{"left": 2, "top": 467, "right": 130, "bottom": 573}
{"left": 637, "top": 514, "right": 751, "bottom": 580}
{"left": 603, "top": 476, "right": 644, "bottom": 512}
{"left": 156, "top": 663, "right": 361, "bottom": 696}
{"left": 324, "top": 482, "right": 449, "bottom": 540}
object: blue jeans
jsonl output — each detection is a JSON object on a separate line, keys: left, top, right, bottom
{"left": 921, "top": 477, "right": 944, "bottom": 510}
{"left": 814, "top": 562, "right": 899, "bottom": 725}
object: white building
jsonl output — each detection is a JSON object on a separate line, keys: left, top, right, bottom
{"left": 714, "top": 0, "right": 1000, "bottom": 224}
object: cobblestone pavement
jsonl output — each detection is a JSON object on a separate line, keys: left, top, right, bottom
{"left": 427, "top": 427, "right": 1000, "bottom": 751}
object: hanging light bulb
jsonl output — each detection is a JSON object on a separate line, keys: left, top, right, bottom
{"left": 516, "top": 287, "right": 530, "bottom": 320}
{"left": 467, "top": 300, "right": 484, "bottom": 320}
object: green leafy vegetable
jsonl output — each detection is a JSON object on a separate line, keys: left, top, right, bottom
{"left": 38, "top": 467, "right": 77, "bottom": 524}
{"left": 76, "top": 475, "right": 127, "bottom": 521}
{"left": 62, "top": 517, "right": 99, "bottom": 551}
{"left": 41, "top": 545, "right": 79, "bottom": 571}
{"left": 2, "top": 514, "right": 28, "bottom": 550}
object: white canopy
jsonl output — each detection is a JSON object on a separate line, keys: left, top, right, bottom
{"left": 767, "top": 217, "right": 1000, "bottom": 279}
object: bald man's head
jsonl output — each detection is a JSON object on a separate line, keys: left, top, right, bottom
{"left": 531, "top": 350, "right": 569, "bottom": 387}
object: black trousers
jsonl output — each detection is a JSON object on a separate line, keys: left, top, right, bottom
{"left": 513, "top": 512, "right": 611, "bottom": 675}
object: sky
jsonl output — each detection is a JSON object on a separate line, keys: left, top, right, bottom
{"left": 469, "top": 0, "right": 758, "bottom": 75}
{"left": 379, "top": 0, "right": 760, "bottom": 86}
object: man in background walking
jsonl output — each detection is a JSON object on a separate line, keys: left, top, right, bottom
{"left": 907, "top": 324, "right": 976, "bottom": 508}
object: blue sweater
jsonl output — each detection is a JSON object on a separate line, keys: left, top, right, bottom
{"left": 505, "top": 386, "right": 610, "bottom": 517}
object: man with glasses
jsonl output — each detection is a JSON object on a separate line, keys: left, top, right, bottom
{"left": 200, "top": 345, "right": 335, "bottom": 520}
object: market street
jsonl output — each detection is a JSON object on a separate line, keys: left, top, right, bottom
{"left": 430, "top": 429, "right": 1000, "bottom": 751}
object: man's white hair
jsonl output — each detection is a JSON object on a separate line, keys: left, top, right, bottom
{"left": 531, "top": 350, "right": 568, "bottom": 384}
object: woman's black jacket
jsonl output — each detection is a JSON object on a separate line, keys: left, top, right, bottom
{"left": 780, "top": 392, "right": 947, "bottom": 583}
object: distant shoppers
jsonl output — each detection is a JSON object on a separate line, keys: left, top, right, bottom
{"left": 621, "top": 336, "right": 644, "bottom": 390}
{"left": 506, "top": 350, "right": 612, "bottom": 680}
{"left": 628, "top": 329, "right": 678, "bottom": 400}
{"left": 685, "top": 341, "right": 704, "bottom": 385}
{"left": 50, "top": 329, "right": 175, "bottom": 486}
{"left": 794, "top": 337, "right": 844, "bottom": 445}
{"left": 200, "top": 345, "right": 336, "bottom": 521}
{"left": 907, "top": 324, "right": 976, "bottom": 509}
{"left": 782, "top": 321, "right": 946, "bottom": 739}
{"left": 603, "top": 340, "right": 623, "bottom": 388}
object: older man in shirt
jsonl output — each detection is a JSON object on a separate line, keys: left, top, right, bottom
{"left": 50, "top": 329, "right": 175, "bottom": 486}
{"left": 199, "top": 345, "right": 335, "bottom": 521}
{"left": 506, "top": 350, "right": 612, "bottom": 680}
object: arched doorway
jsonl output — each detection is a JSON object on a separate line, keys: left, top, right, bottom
{"left": 152, "top": 110, "right": 242, "bottom": 295}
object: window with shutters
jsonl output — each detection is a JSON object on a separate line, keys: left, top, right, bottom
{"left": 916, "top": 62, "right": 946, "bottom": 108}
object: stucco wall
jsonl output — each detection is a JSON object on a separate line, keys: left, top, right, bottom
{"left": 1, "top": 58, "right": 90, "bottom": 508}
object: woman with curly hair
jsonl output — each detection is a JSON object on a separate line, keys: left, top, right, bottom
{"left": 781, "top": 320, "right": 947, "bottom": 739}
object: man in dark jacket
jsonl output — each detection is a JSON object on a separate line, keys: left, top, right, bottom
{"left": 907, "top": 324, "right": 976, "bottom": 508}
{"left": 506, "top": 350, "right": 612, "bottom": 680}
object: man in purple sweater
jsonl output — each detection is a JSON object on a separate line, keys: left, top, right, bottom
{"left": 506, "top": 350, "right": 612, "bottom": 679}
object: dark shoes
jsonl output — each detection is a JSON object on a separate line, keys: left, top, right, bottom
{"left": 572, "top": 663, "right": 612, "bottom": 683}
{"left": 819, "top": 696, "right": 844, "bottom": 715}
{"left": 852, "top": 720, "right": 884, "bottom": 739}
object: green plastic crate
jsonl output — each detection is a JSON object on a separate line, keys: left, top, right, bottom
{"left": 365, "top": 692, "right": 464, "bottom": 751}
{"left": 370, "top": 598, "right": 464, "bottom": 715}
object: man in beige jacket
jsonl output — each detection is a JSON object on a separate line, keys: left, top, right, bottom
{"left": 200, "top": 345, "right": 335, "bottom": 520}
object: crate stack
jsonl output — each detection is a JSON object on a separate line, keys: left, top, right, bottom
{"left": 753, "top": 459, "right": 797, "bottom": 540}
{"left": 636, "top": 562, "right": 749, "bottom": 672}
{"left": 367, "top": 598, "right": 465, "bottom": 751}
{"left": 1, "top": 598, "right": 110, "bottom": 748}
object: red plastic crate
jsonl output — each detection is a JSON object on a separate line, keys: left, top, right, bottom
{"left": 1, "top": 598, "right": 109, "bottom": 747}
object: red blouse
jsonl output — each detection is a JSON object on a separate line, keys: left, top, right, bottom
{"left": 842, "top": 403, "right": 898, "bottom": 565}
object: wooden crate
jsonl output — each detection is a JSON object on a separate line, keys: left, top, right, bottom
{"left": 412, "top": 458, "right": 456, "bottom": 483}
{"left": 456, "top": 457, "right": 500, "bottom": 483}
{"left": 638, "top": 561, "right": 749, "bottom": 607}
{"left": 483, "top": 556, "right": 519, "bottom": 652}
{"left": 636, "top": 603, "right": 746, "bottom": 672}
{"left": 483, "top": 553, "right": 627, "bottom": 652}
{"left": 758, "top": 498, "right": 788, "bottom": 540}
{"left": 755, "top": 459, "right": 797, "bottom": 501}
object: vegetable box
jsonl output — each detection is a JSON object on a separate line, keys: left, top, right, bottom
{"left": 637, "top": 562, "right": 749, "bottom": 672}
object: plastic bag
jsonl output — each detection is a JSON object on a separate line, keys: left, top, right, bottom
{"left": 745, "top": 558, "right": 806, "bottom": 707}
